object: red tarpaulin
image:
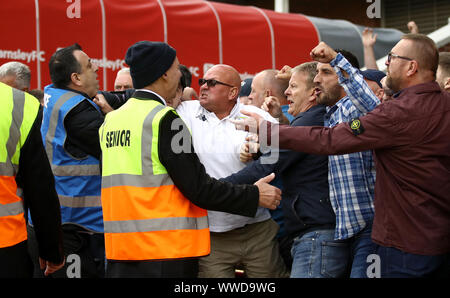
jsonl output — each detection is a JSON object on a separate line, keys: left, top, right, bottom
{"left": 0, "top": 0, "right": 319, "bottom": 91}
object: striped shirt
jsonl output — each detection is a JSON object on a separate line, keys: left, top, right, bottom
{"left": 325, "top": 53, "right": 380, "bottom": 239}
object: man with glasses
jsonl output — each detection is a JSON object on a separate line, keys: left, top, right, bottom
{"left": 235, "top": 34, "right": 450, "bottom": 278}
{"left": 176, "top": 64, "right": 288, "bottom": 278}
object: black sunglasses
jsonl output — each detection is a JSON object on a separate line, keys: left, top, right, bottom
{"left": 387, "top": 52, "right": 413, "bottom": 63}
{"left": 199, "top": 78, "right": 235, "bottom": 88}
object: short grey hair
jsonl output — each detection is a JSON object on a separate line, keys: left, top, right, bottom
{"left": 0, "top": 61, "right": 31, "bottom": 90}
{"left": 292, "top": 62, "right": 318, "bottom": 90}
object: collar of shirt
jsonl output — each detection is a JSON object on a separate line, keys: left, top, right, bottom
{"left": 195, "top": 102, "right": 243, "bottom": 124}
{"left": 136, "top": 89, "right": 167, "bottom": 106}
{"left": 324, "top": 97, "right": 345, "bottom": 126}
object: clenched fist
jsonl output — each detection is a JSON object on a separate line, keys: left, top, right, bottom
{"left": 310, "top": 42, "right": 338, "bottom": 64}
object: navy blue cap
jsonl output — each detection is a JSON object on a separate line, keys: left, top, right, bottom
{"left": 240, "top": 78, "right": 252, "bottom": 97}
{"left": 125, "top": 41, "right": 176, "bottom": 89}
{"left": 360, "top": 69, "right": 386, "bottom": 88}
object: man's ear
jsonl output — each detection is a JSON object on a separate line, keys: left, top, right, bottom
{"left": 229, "top": 86, "right": 239, "bottom": 99}
{"left": 406, "top": 60, "right": 419, "bottom": 77}
{"left": 70, "top": 72, "right": 82, "bottom": 86}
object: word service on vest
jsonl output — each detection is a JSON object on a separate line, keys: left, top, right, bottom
{"left": 105, "top": 130, "right": 131, "bottom": 148}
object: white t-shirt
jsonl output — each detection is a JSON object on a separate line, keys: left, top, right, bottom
{"left": 176, "top": 101, "right": 278, "bottom": 232}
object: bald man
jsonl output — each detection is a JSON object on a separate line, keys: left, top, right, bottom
{"left": 248, "top": 69, "right": 291, "bottom": 124}
{"left": 176, "top": 64, "right": 288, "bottom": 278}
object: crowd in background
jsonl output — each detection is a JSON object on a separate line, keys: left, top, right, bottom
{"left": 0, "top": 20, "right": 449, "bottom": 279}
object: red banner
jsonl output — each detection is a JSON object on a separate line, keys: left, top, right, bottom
{"left": 0, "top": 0, "right": 320, "bottom": 91}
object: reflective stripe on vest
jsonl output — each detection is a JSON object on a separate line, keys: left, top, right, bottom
{"left": 100, "top": 98, "right": 210, "bottom": 261}
{"left": 40, "top": 85, "right": 103, "bottom": 232}
{"left": 0, "top": 83, "right": 39, "bottom": 248}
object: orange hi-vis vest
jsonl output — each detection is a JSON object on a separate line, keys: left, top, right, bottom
{"left": 0, "top": 83, "right": 40, "bottom": 248}
{"left": 99, "top": 97, "right": 210, "bottom": 261}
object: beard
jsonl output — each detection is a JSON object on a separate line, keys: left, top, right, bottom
{"left": 385, "top": 74, "right": 401, "bottom": 93}
{"left": 316, "top": 83, "right": 343, "bottom": 106}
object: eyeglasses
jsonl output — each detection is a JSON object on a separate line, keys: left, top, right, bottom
{"left": 199, "top": 78, "right": 235, "bottom": 88}
{"left": 387, "top": 52, "right": 413, "bottom": 63}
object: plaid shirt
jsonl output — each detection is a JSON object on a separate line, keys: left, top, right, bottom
{"left": 325, "top": 53, "right": 380, "bottom": 239}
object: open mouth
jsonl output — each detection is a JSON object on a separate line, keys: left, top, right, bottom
{"left": 314, "top": 88, "right": 322, "bottom": 96}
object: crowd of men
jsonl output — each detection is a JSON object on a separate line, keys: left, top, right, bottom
{"left": 0, "top": 23, "right": 449, "bottom": 278}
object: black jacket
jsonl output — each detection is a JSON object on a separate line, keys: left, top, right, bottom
{"left": 223, "top": 105, "right": 335, "bottom": 238}
{"left": 4, "top": 109, "right": 64, "bottom": 265}
{"left": 131, "top": 90, "right": 260, "bottom": 216}
{"left": 63, "top": 88, "right": 133, "bottom": 160}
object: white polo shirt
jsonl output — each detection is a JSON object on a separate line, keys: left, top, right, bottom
{"left": 176, "top": 100, "right": 278, "bottom": 232}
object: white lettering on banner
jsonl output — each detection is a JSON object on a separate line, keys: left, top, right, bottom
{"left": 202, "top": 62, "right": 254, "bottom": 80}
{"left": 366, "top": 0, "right": 381, "bottom": 19}
{"left": 0, "top": 49, "right": 45, "bottom": 63}
{"left": 90, "top": 58, "right": 126, "bottom": 71}
{"left": 189, "top": 66, "right": 199, "bottom": 77}
{"left": 203, "top": 63, "right": 215, "bottom": 75}
{"left": 66, "top": 0, "right": 81, "bottom": 19}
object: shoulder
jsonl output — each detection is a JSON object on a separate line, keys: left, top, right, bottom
{"left": 178, "top": 100, "right": 201, "bottom": 110}
{"left": 176, "top": 100, "right": 201, "bottom": 116}
{"left": 292, "top": 105, "right": 326, "bottom": 126}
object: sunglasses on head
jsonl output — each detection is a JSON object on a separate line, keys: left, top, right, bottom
{"left": 199, "top": 78, "right": 234, "bottom": 88}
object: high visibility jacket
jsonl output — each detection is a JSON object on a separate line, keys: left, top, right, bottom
{"left": 99, "top": 97, "right": 210, "bottom": 261}
{"left": 40, "top": 85, "right": 103, "bottom": 232}
{"left": 0, "top": 82, "right": 39, "bottom": 248}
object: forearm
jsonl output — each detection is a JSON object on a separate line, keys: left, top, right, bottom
{"left": 222, "top": 158, "right": 275, "bottom": 185}
{"left": 363, "top": 45, "right": 379, "bottom": 70}
{"left": 65, "top": 101, "right": 104, "bottom": 159}
{"left": 265, "top": 109, "right": 395, "bottom": 155}
{"left": 332, "top": 53, "right": 380, "bottom": 113}
{"left": 159, "top": 112, "right": 259, "bottom": 217}
{"left": 17, "top": 113, "right": 64, "bottom": 264}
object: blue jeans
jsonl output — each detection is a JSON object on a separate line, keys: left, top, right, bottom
{"left": 375, "top": 245, "right": 450, "bottom": 278}
{"left": 290, "top": 229, "right": 349, "bottom": 278}
{"left": 349, "top": 224, "right": 377, "bottom": 278}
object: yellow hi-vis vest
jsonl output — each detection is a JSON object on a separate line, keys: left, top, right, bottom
{"left": 0, "top": 82, "right": 39, "bottom": 248}
{"left": 99, "top": 97, "right": 210, "bottom": 261}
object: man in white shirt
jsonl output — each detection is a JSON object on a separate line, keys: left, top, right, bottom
{"left": 176, "top": 64, "right": 288, "bottom": 278}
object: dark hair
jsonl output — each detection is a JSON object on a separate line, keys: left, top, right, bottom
{"left": 49, "top": 43, "right": 82, "bottom": 88}
{"left": 179, "top": 64, "right": 192, "bottom": 88}
{"left": 28, "top": 89, "right": 44, "bottom": 105}
{"left": 334, "top": 49, "right": 360, "bottom": 69}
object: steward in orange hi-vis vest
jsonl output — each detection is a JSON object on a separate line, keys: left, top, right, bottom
{"left": 99, "top": 98, "right": 210, "bottom": 261}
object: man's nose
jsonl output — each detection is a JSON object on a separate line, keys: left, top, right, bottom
{"left": 313, "top": 74, "right": 320, "bottom": 84}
